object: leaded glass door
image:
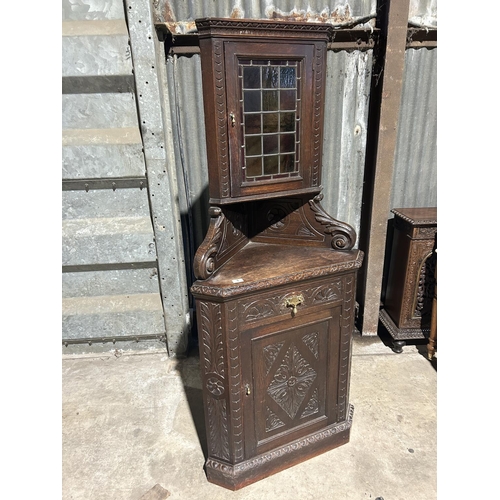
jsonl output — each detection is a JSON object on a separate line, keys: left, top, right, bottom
{"left": 224, "top": 42, "right": 320, "bottom": 199}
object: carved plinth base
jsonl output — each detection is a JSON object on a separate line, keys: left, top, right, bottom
{"left": 205, "top": 404, "right": 354, "bottom": 491}
{"left": 379, "top": 309, "right": 429, "bottom": 353}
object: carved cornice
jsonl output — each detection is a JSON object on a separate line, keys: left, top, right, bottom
{"left": 196, "top": 18, "right": 332, "bottom": 41}
{"left": 309, "top": 194, "right": 357, "bottom": 250}
{"left": 391, "top": 208, "right": 437, "bottom": 226}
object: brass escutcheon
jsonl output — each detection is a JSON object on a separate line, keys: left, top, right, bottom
{"left": 284, "top": 294, "right": 304, "bottom": 316}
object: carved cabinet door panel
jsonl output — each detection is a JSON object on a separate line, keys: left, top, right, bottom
{"left": 241, "top": 306, "right": 342, "bottom": 457}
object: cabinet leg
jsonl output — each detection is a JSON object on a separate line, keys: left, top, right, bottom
{"left": 392, "top": 340, "right": 405, "bottom": 354}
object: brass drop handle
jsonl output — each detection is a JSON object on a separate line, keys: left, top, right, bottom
{"left": 284, "top": 294, "right": 304, "bottom": 316}
{"left": 245, "top": 384, "right": 251, "bottom": 395}
{"left": 230, "top": 112, "right": 235, "bottom": 127}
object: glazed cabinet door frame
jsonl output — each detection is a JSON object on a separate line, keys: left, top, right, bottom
{"left": 224, "top": 41, "right": 318, "bottom": 199}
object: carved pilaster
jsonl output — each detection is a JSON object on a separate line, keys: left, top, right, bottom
{"left": 199, "top": 301, "right": 230, "bottom": 461}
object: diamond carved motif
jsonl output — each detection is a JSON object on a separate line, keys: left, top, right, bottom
{"left": 267, "top": 344, "right": 317, "bottom": 419}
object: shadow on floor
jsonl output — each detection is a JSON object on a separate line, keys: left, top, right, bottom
{"left": 377, "top": 319, "right": 437, "bottom": 371}
{"left": 177, "top": 344, "right": 208, "bottom": 461}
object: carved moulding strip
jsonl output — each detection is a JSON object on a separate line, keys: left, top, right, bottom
{"left": 196, "top": 18, "right": 332, "bottom": 40}
{"left": 213, "top": 39, "right": 230, "bottom": 198}
{"left": 311, "top": 44, "right": 324, "bottom": 187}
{"left": 205, "top": 404, "right": 354, "bottom": 475}
{"left": 308, "top": 194, "right": 357, "bottom": 250}
{"left": 391, "top": 208, "right": 437, "bottom": 227}
{"left": 337, "top": 275, "right": 354, "bottom": 422}
{"left": 227, "top": 302, "right": 244, "bottom": 462}
{"left": 192, "top": 251, "right": 363, "bottom": 299}
{"left": 379, "top": 309, "right": 430, "bottom": 340}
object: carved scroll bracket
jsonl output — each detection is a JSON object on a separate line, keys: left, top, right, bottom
{"left": 308, "top": 194, "right": 357, "bottom": 250}
{"left": 193, "top": 206, "right": 248, "bottom": 280}
{"left": 193, "top": 207, "right": 224, "bottom": 280}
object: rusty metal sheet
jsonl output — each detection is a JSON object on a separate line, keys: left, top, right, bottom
{"left": 154, "top": 0, "right": 376, "bottom": 34}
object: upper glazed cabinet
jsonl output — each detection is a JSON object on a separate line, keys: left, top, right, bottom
{"left": 196, "top": 18, "right": 330, "bottom": 204}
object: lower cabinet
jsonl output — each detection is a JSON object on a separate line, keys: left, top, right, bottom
{"left": 192, "top": 264, "right": 360, "bottom": 490}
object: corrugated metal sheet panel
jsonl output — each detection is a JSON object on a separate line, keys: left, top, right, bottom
{"left": 390, "top": 48, "right": 437, "bottom": 210}
{"left": 155, "top": 0, "right": 376, "bottom": 32}
{"left": 409, "top": 0, "right": 437, "bottom": 27}
{"left": 321, "top": 49, "right": 373, "bottom": 244}
{"left": 165, "top": 53, "right": 210, "bottom": 259}
{"left": 61, "top": 0, "right": 167, "bottom": 354}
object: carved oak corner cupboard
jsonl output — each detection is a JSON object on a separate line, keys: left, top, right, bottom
{"left": 190, "top": 18, "right": 364, "bottom": 490}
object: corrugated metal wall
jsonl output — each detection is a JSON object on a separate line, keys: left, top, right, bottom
{"left": 391, "top": 47, "right": 437, "bottom": 210}
{"left": 62, "top": 0, "right": 189, "bottom": 356}
{"left": 156, "top": 0, "right": 377, "bottom": 33}
{"left": 61, "top": 0, "right": 437, "bottom": 354}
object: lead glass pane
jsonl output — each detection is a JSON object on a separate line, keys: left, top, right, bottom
{"left": 263, "top": 135, "right": 279, "bottom": 155}
{"left": 262, "top": 66, "right": 279, "bottom": 88}
{"left": 263, "top": 113, "right": 279, "bottom": 133}
{"left": 244, "top": 90, "right": 261, "bottom": 112}
{"left": 239, "top": 59, "right": 300, "bottom": 181}
{"left": 264, "top": 155, "right": 279, "bottom": 175}
{"left": 243, "top": 67, "right": 260, "bottom": 88}
{"left": 246, "top": 156, "right": 262, "bottom": 177}
{"left": 246, "top": 136, "right": 262, "bottom": 156}
{"left": 245, "top": 114, "right": 261, "bottom": 134}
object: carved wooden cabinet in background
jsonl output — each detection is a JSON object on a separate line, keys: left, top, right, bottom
{"left": 190, "top": 18, "right": 364, "bottom": 490}
{"left": 379, "top": 208, "right": 437, "bottom": 353}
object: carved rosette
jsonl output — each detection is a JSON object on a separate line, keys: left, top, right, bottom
{"left": 309, "top": 194, "right": 356, "bottom": 250}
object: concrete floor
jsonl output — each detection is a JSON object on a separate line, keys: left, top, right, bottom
{"left": 62, "top": 335, "right": 437, "bottom": 500}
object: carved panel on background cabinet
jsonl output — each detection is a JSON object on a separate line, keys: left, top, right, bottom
{"left": 380, "top": 207, "right": 437, "bottom": 353}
